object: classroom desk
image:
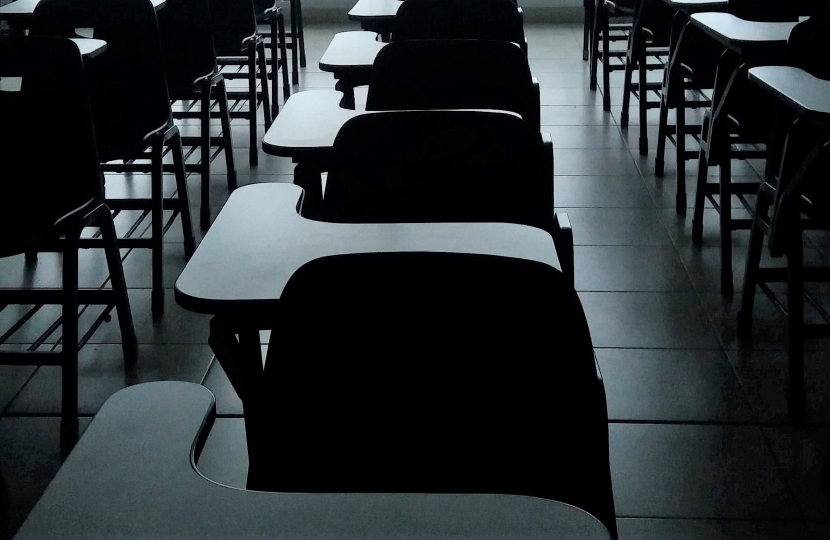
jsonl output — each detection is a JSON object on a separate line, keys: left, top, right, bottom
{"left": 749, "top": 66, "right": 830, "bottom": 121}
{"left": 319, "top": 31, "right": 385, "bottom": 108}
{"left": 175, "top": 181, "right": 561, "bottom": 404}
{"left": 13, "top": 381, "right": 611, "bottom": 540}
{"left": 348, "top": 0, "right": 402, "bottom": 39}
{"left": 0, "top": 0, "right": 167, "bottom": 30}
{"left": 681, "top": 13, "right": 797, "bottom": 293}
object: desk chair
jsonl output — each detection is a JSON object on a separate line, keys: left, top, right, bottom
{"left": 158, "top": 0, "right": 237, "bottom": 229}
{"left": 31, "top": 0, "right": 196, "bottom": 316}
{"left": 619, "top": 0, "right": 687, "bottom": 154}
{"left": 210, "top": 0, "right": 273, "bottom": 166}
{"left": 321, "top": 110, "right": 572, "bottom": 279}
{"left": 243, "top": 251, "right": 617, "bottom": 540}
{"left": 655, "top": 0, "right": 808, "bottom": 218}
{"left": 366, "top": 39, "right": 540, "bottom": 132}
{"left": 690, "top": 9, "right": 807, "bottom": 295}
{"left": 0, "top": 36, "right": 137, "bottom": 452}
{"left": 324, "top": 0, "right": 527, "bottom": 108}
{"left": 393, "top": 0, "right": 526, "bottom": 53}
{"left": 589, "top": 0, "right": 635, "bottom": 111}
{"left": 255, "top": 0, "right": 297, "bottom": 90}
{"left": 739, "top": 14, "right": 830, "bottom": 424}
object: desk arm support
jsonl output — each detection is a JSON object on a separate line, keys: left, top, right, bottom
{"left": 543, "top": 133, "right": 554, "bottom": 210}
{"left": 553, "top": 213, "right": 574, "bottom": 286}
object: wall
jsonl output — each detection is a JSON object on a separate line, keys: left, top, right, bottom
{"left": 301, "top": 0, "right": 584, "bottom": 23}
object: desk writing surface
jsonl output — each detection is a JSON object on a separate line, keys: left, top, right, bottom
{"left": 262, "top": 90, "right": 362, "bottom": 158}
{"left": 0, "top": 0, "right": 166, "bottom": 23}
{"left": 348, "top": 0, "right": 402, "bottom": 20}
{"left": 69, "top": 37, "right": 106, "bottom": 58}
{"left": 690, "top": 13, "right": 796, "bottom": 47}
{"left": 175, "top": 183, "right": 561, "bottom": 314}
{"left": 319, "top": 31, "right": 385, "bottom": 73}
{"left": 14, "top": 382, "right": 611, "bottom": 540}
{"left": 749, "top": 66, "right": 830, "bottom": 119}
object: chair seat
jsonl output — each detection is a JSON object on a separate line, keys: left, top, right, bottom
{"left": 749, "top": 66, "right": 830, "bottom": 119}
{"left": 319, "top": 31, "right": 385, "bottom": 73}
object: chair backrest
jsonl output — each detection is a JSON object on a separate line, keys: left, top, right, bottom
{"left": 366, "top": 39, "right": 540, "bottom": 132}
{"left": 321, "top": 110, "right": 550, "bottom": 230}
{"left": 0, "top": 37, "right": 103, "bottom": 254}
{"left": 157, "top": 0, "right": 219, "bottom": 99}
{"left": 392, "top": 0, "right": 525, "bottom": 46}
{"left": 256, "top": 251, "right": 617, "bottom": 539}
{"left": 729, "top": 0, "right": 815, "bottom": 22}
{"left": 209, "top": 0, "right": 257, "bottom": 56}
{"left": 31, "top": 0, "right": 172, "bottom": 161}
{"left": 786, "top": 12, "right": 830, "bottom": 80}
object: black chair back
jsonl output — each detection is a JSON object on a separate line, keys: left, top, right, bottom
{"left": 366, "top": 39, "right": 540, "bottom": 131}
{"left": 321, "top": 110, "right": 550, "bottom": 230}
{"left": 787, "top": 13, "right": 830, "bottom": 80}
{"left": 729, "top": 0, "right": 814, "bottom": 22}
{"left": 209, "top": 0, "right": 257, "bottom": 55}
{"left": 392, "top": 0, "right": 525, "bottom": 46}
{"left": 0, "top": 37, "right": 103, "bottom": 256}
{"left": 31, "top": 0, "right": 172, "bottom": 161}
{"left": 158, "top": 0, "right": 219, "bottom": 99}
{"left": 256, "top": 251, "right": 617, "bottom": 539}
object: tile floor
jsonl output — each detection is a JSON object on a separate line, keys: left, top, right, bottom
{"left": 1, "top": 22, "right": 829, "bottom": 540}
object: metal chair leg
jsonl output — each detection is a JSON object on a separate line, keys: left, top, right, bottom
{"left": 217, "top": 77, "right": 237, "bottom": 191}
{"left": 96, "top": 205, "right": 138, "bottom": 365}
{"left": 199, "top": 80, "right": 213, "bottom": 229}
{"left": 170, "top": 131, "right": 196, "bottom": 257}
{"left": 150, "top": 138, "right": 165, "bottom": 317}
{"left": 60, "top": 226, "right": 80, "bottom": 457}
{"left": 248, "top": 48, "right": 259, "bottom": 167}
{"left": 278, "top": 11, "right": 290, "bottom": 100}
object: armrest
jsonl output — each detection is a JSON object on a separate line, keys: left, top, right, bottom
{"left": 552, "top": 213, "right": 574, "bottom": 286}
{"left": 542, "top": 133, "right": 554, "bottom": 210}
{"left": 532, "top": 77, "right": 541, "bottom": 132}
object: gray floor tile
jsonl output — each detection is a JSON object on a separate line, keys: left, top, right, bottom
{"left": 554, "top": 149, "right": 640, "bottom": 176}
{"left": 574, "top": 246, "right": 690, "bottom": 292}
{"left": 549, "top": 125, "right": 626, "bottom": 149}
{"left": 541, "top": 106, "right": 613, "bottom": 126}
{"left": 555, "top": 176, "right": 654, "bottom": 208}
{"left": 7, "top": 344, "right": 213, "bottom": 415}
{"left": 560, "top": 208, "right": 673, "bottom": 246}
{"left": 580, "top": 291, "right": 721, "bottom": 349}
{"left": 762, "top": 426, "right": 830, "bottom": 521}
{"left": 196, "top": 417, "right": 249, "bottom": 489}
{"left": 0, "top": 366, "right": 35, "bottom": 414}
{"left": 609, "top": 423, "right": 801, "bottom": 519}
{"left": 541, "top": 87, "right": 603, "bottom": 106}
{"left": 0, "top": 417, "right": 91, "bottom": 539}
{"left": 597, "top": 349, "right": 754, "bottom": 422}
{"left": 727, "top": 350, "right": 830, "bottom": 425}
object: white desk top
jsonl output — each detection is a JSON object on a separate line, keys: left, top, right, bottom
{"left": 348, "top": 0, "right": 402, "bottom": 20}
{"left": 0, "top": 0, "right": 166, "bottom": 21}
{"left": 319, "top": 30, "right": 385, "bottom": 73}
{"left": 15, "top": 382, "right": 610, "bottom": 540}
{"left": 668, "top": 0, "right": 728, "bottom": 6}
{"left": 749, "top": 66, "right": 830, "bottom": 119}
{"left": 690, "top": 13, "right": 797, "bottom": 47}
{"left": 175, "top": 183, "right": 561, "bottom": 313}
{"left": 70, "top": 37, "right": 106, "bottom": 58}
{"left": 262, "top": 90, "right": 362, "bottom": 157}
